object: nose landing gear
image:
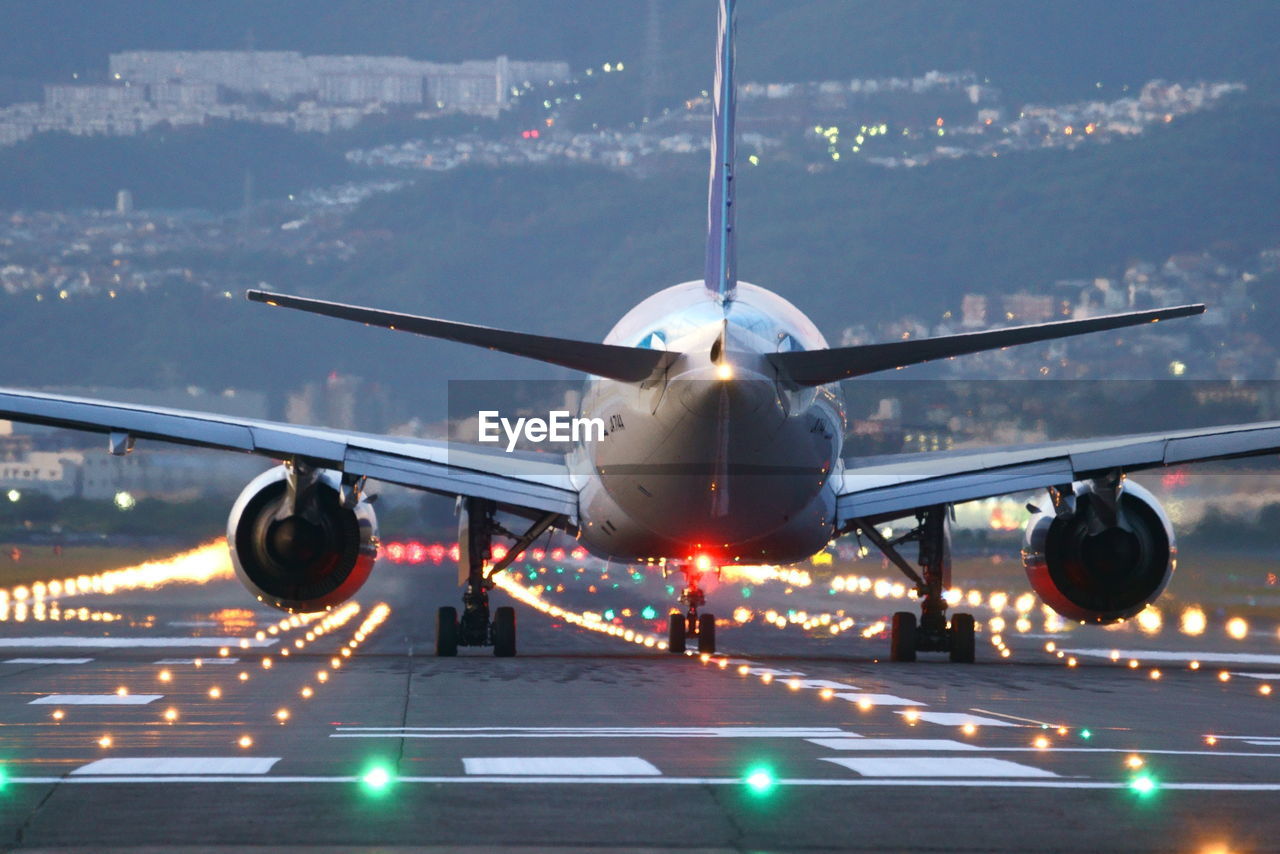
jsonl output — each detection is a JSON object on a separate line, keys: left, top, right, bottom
{"left": 666, "top": 564, "right": 716, "bottom": 654}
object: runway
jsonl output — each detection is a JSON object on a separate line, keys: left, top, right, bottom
{"left": 0, "top": 540, "right": 1278, "bottom": 852}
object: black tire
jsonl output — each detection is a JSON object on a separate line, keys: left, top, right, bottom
{"left": 890, "top": 611, "right": 917, "bottom": 662}
{"left": 950, "top": 612, "right": 976, "bottom": 663}
{"left": 436, "top": 606, "right": 458, "bottom": 657}
{"left": 493, "top": 605, "right": 516, "bottom": 657}
{"left": 697, "top": 613, "right": 716, "bottom": 654}
{"left": 668, "top": 613, "right": 686, "bottom": 654}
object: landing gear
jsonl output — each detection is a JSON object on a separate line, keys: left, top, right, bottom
{"left": 668, "top": 613, "right": 686, "bottom": 654}
{"left": 890, "top": 611, "right": 916, "bottom": 663}
{"left": 436, "top": 606, "right": 458, "bottom": 656}
{"left": 856, "top": 505, "right": 976, "bottom": 663}
{"left": 667, "top": 564, "right": 715, "bottom": 654}
{"left": 492, "top": 606, "right": 516, "bottom": 657}
{"left": 438, "top": 497, "right": 566, "bottom": 657}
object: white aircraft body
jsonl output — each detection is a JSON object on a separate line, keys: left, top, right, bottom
{"left": 1, "top": 0, "right": 1276, "bottom": 660}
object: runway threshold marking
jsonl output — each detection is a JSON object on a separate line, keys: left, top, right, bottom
{"left": 808, "top": 738, "right": 979, "bottom": 751}
{"left": 821, "top": 756, "right": 1060, "bottom": 778}
{"left": 331, "top": 726, "right": 857, "bottom": 740}
{"left": 4, "top": 658, "right": 93, "bottom": 664}
{"left": 29, "top": 694, "right": 162, "bottom": 705}
{"left": 72, "top": 757, "right": 281, "bottom": 776}
{"left": 0, "top": 637, "right": 274, "bottom": 649}
{"left": 462, "top": 757, "right": 661, "bottom": 776}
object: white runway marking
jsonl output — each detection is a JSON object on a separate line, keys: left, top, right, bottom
{"left": 1064, "top": 648, "right": 1280, "bottom": 666}
{"left": 462, "top": 757, "right": 661, "bottom": 776}
{"left": 30, "top": 694, "right": 162, "bottom": 705}
{"left": 833, "top": 692, "right": 925, "bottom": 707}
{"left": 333, "top": 726, "right": 855, "bottom": 740}
{"left": 808, "top": 738, "right": 979, "bottom": 751}
{"left": 0, "top": 637, "right": 274, "bottom": 649}
{"left": 73, "top": 757, "right": 280, "bottom": 776}
{"left": 1231, "top": 672, "right": 1280, "bottom": 681}
{"left": 901, "top": 712, "right": 1019, "bottom": 728}
{"left": 822, "top": 756, "right": 1059, "bottom": 778}
{"left": 4, "top": 657, "right": 92, "bottom": 664}
{"left": 153, "top": 657, "right": 241, "bottom": 665}
{"left": 5, "top": 775, "right": 1280, "bottom": 791}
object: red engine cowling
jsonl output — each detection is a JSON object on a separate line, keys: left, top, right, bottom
{"left": 1022, "top": 479, "right": 1175, "bottom": 624}
{"left": 227, "top": 466, "right": 378, "bottom": 613}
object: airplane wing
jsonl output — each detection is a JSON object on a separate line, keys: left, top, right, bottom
{"left": 0, "top": 387, "right": 577, "bottom": 519}
{"left": 837, "top": 420, "right": 1280, "bottom": 524}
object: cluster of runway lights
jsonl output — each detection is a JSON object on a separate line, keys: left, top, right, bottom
{"left": 0, "top": 540, "right": 232, "bottom": 623}
{"left": 44, "top": 590, "right": 393, "bottom": 754}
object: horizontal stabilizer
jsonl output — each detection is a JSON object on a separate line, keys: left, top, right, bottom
{"left": 247, "top": 290, "right": 674, "bottom": 382}
{"left": 768, "top": 303, "right": 1205, "bottom": 386}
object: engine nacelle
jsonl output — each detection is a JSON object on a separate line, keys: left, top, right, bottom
{"left": 1022, "top": 479, "right": 1175, "bottom": 624}
{"left": 227, "top": 465, "right": 378, "bottom": 613}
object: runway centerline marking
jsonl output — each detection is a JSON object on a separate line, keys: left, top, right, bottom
{"left": 73, "top": 757, "right": 281, "bottom": 776}
{"left": 30, "top": 694, "right": 162, "bottom": 705}
{"left": 332, "top": 726, "right": 856, "bottom": 740}
{"left": 822, "top": 756, "right": 1060, "bottom": 778}
{"left": 1064, "top": 648, "right": 1280, "bottom": 666}
{"left": 4, "top": 657, "right": 93, "bottom": 665}
{"left": 808, "top": 738, "right": 980, "bottom": 751}
{"left": 153, "top": 658, "right": 241, "bottom": 664}
{"left": 0, "top": 637, "right": 274, "bottom": 649}
{"left": 833, "top": 692, "right": 925, "bottom": 707}
{"left": 462, "top": 757, "right": 661, "bottom": 776}
{"left": 901, "top": 712, "right": 1019, "bottom": 728}
{"left": 6, "top": 776, "right": 1280, "bottom": 791}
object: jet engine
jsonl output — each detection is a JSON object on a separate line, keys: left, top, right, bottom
{"left": 1022, "top": 479, "right": 1174, "bottom": 624}
{"left": 227, "top": 465, "right": 378, "bottom": 612}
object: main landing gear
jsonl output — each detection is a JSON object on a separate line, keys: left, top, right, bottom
{"left": 666, "top": 564, "right": 716, "bottom": 655}
{"left": 436, "top": 496, "right": 562, "bottom": 658}
{"left": 852, "top": 505, "right": 975, "bottom": 663}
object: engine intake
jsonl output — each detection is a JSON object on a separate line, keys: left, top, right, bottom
{"left": 1022, "top": 479, "right": 1174, "bottom": 624}
{"left": 227, "top": 465, "right": 378, "bottom": 612}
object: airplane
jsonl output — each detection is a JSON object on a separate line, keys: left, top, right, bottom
{"left": 0, "top": 0, "right": 1275, "bottom": 662}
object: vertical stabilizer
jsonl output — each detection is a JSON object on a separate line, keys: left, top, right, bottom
{"left": 703, "top": 0, "right": 737, "bottom": 303}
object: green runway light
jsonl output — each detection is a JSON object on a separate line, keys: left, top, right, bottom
{"left": 741, "top": 587, "right": 752, "bottom": 599}
{"left": 1130, "top": 774, "right": 1157, "bottom": 796}
{"left": 604, "top": 609, "right": 615, "bottom": 620}
{"left": 744, "top": 766, "right": 776, "bottom": 794}
{"left": 641, "top": 606, "right": 657, "bottom": 620}
{"left": 361, "top": 765, "right": 393, "bottom": 792}
{"left": 1080, "top": 729, "right": 1092, "bottom": 740}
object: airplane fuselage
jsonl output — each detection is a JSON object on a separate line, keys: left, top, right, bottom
{"left": 570, "top": 281, "right": 845, "bottom": 565}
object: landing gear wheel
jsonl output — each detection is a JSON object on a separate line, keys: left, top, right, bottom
{"left": 949, "top": 612, "right": 975, "bottom": 663}
{"left": 697, "top": 613, "right": 716, "bottom": 654}
{"left": 436, "top": 606, "right": 458, "bottom": 657}
{"left": 668, "top": 613, "right": 686, "bottom": 654}
{"left": 890, "top": 611, "right": 917, "bottom": 662}
{"left": 492, "top": 606, "right": 516, "bottom": 657}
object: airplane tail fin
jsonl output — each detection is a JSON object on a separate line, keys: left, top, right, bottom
{"left": 703, "top": 0, "right": 737, "bottom": 302}
{"left": 767, "top": 304, "right": 1206, "bottom": 386}
{"left": 247, "top": 290, "right": 675, "bottom": 383}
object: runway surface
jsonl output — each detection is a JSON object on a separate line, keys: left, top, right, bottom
{"left": 1, "top": 540, "right": 1278, "bottom": 852}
